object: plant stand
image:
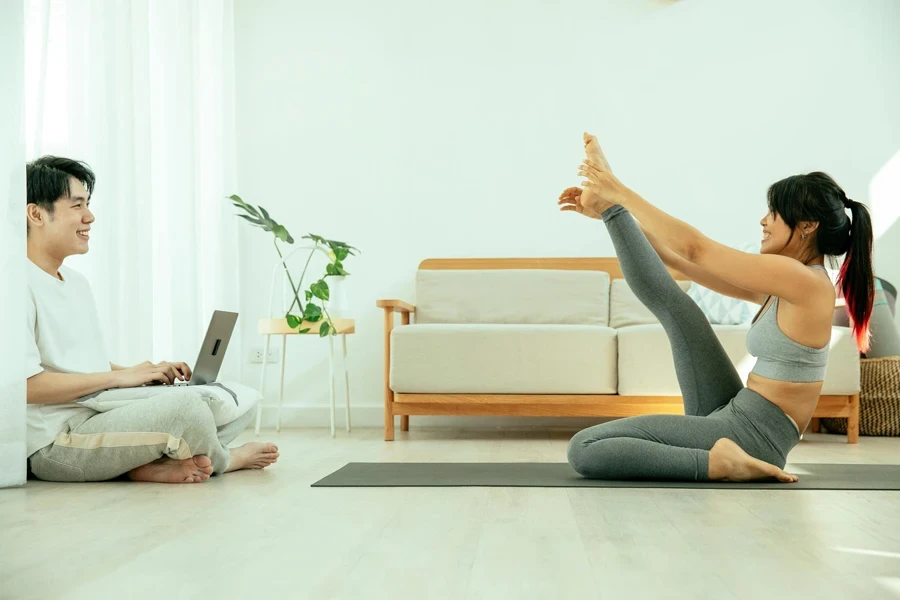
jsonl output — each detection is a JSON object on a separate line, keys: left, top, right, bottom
{"left": 254, "top": 318, "right": 355, "bottom": 437}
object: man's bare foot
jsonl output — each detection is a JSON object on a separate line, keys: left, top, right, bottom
{"left": 225, "top": 442, "right": 279, "bottom": 473}
{"left": 708, "top": 438, "right": 797, "bottom": 483}
{"left": 128, "top": 455, "right": 214, "bottom": 483}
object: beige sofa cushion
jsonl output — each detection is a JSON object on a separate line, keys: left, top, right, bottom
{"left": 390, "top": 323, "right": 617, "bottom": 394}
{"left": 415, "top": 269, "right": 610, "bottom": 325}
{"left": 609, "top": 279, "right": 693, "bottom": 328}
{"left": 617, "top": 324, "right": 860, "bottom": 396}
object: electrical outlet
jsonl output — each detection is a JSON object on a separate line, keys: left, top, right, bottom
{"left": 249, "top": 347, "right": 281, "bottom": 364}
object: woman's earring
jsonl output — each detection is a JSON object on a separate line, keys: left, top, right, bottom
{"left": 802, "top": 232, "right": 808, "bottom": 240}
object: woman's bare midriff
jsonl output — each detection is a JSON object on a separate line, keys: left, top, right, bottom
{"left": 747, "top": 372, "right": 823, "bottom": 434}
{"left": 743, "top": 274, "right": 835, "bottom": 435}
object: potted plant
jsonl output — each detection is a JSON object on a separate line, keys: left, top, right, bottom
{"left": 229, "top": 194, "right": 359, "bottom": 337}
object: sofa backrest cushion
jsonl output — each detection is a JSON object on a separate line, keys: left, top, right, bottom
{"left": 609, "top": 278, "right": 692, "bottom": 328}
{"left": 415, "top": 269, "right": 610, "bottom": 325}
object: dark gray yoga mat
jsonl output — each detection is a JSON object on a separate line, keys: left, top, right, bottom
{"left": 312, "top": 462, "right": 900, "bottom": 490}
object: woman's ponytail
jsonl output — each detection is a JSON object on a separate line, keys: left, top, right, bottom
{"left": 836, "top": 198, "right": 875, "bottom": 353}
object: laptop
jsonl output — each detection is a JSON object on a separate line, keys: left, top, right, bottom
{"left": 172, "top": 310, "right": 239, "bottom": 386}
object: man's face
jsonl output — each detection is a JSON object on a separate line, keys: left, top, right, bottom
{"left": 30, "top": 177, "right": 95, "bottom": 257}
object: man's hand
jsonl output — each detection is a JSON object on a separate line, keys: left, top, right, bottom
{"left": 158, "top": 361, "right": 192, "bottom": 382}
{"left": 112, "top": 361, "right": 191, "bottom": 389}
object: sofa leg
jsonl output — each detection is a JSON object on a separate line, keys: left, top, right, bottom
{"left": 847, "top": 393, "right": 860, "bottom": 444}
{"left": 400, "top": 415, "right": 409, "bottom": 431}
{"left": 385, "top": 413, "right": 395, "bottom": 441}
{"left": 383, "top": 308, "right": 395, "bottom": 442}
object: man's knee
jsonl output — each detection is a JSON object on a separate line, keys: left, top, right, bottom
{"left": 153, "top": 391, "right": 215, "bottom": 434}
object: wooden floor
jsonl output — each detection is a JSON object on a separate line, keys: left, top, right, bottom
{"left": 3, "top": 427, "right": 900, "bottom": 600}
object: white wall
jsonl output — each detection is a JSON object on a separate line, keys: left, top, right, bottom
{"left": 234, "top": 0, "right": 900, "bottom": 428}
{"left": 1, "top": 0, "right": 27, "bottom": 487}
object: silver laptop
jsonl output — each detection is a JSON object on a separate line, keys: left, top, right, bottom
{"left": 173, "top": 310, "right": 238, "bottom": 386}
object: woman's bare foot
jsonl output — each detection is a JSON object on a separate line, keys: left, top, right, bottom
{"left": 708, "top": 438, "right": 797, "bottom": 483}
{"left": 583, "top": 132, "right": 611, "bottom": 170}
{"left": 128, "top": 455, "right": 214, "bottom": 483}
{"left": 225, "top": 442, "right": 279, "bottom": 473}
{"left": 558, "top": 132, "right": 615, "bottom": 218}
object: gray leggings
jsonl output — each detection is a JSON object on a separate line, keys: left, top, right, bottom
{"left": 567, "top": 205, "right": 800, "bottom": 481}
{"left": 29, "top": 390, "right": 255, "bottom": 482}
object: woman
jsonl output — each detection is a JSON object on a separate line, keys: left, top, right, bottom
{"left": 560, "top": 134, "right": 874, "bottom": 483}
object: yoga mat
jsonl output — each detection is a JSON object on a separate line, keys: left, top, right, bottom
{"left": 312, "top": 462, "right": 900, "bottom": 490}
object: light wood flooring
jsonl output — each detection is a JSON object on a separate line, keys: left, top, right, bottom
{"left": 2, "top": 428, "right": 900, "bottom": 600}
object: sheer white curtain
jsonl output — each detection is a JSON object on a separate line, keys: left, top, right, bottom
{"left": 24, "top": 0, "right": 243, "bottom": 378}
{"left": 1, "top": 0, "right": 27, "bottom": 489}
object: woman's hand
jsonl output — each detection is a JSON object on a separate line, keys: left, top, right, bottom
{"left": 577, "top": 136, "right": 634, "bottom": 210}
{"left": 558, "top": 186, "right": 610, "bottom": 219}
{"left": 558, "top": 133, "right": 618, "bottom": 219}
{"left": 578, "top": 159, "right": 632, "bottom": 208}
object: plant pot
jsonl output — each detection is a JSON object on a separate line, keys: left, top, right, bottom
{"left": 326, "top": 275, "right": 349, "bottom": 318}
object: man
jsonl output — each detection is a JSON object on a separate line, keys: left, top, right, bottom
{"left": 25, "top": 156, "right": 278, "bottom": 483}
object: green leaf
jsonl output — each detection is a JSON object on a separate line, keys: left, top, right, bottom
{"left": 303, "top": 303, "right": 322, "bottom": 321}
{"left": 228, "top": 194, "right": 266, "bottom": 221}
{"left": 319, "top": 321, "right": 331, "bottom": 337}
{"left": 286, "top": 314, "right": 302, "bottom": 329}
{"left": 242, "top": 203, "right": 263, "bottom": 220}
{"left": 272, "top": 225, "right": 294, "bottom": 244}
{"left": 330, "top": 240, "right": 359, "bottom": 256}
{"left": 297, "top": 328, "right": 311, "bottom": 334}
{"left": 258, "top": 205, "right": 271, "bottom": 222}
{"left": 333, "top": 247, "right": 350, "bottom": 261}
{"left": 326, "top": 261, "right": 348, "bottom": 276}
{"left": 302, "top": 233, "right": 328, "bottom": 246}
{"left": 310, "top": 279, "right": 330, "bottom": 301}
{"left": 237, "top": 213, "right": 263, "bottom": 226}
{"left": 305, "top": 290, "right": 313, "bottom": 302}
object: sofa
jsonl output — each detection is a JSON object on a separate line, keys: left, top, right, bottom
{"left": 377, "top": 258, "right": 861, "bottom": 443}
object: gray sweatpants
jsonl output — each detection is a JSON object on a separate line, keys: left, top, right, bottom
{"left": 29, "top": 390, "right": 255, "bottom": 482}
{"left": 567, "top": 205, "right": 800, "bottom": 481}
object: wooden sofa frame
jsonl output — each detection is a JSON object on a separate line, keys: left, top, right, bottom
{"left": 377, "top": 258, "right": 860, "bottom": 443}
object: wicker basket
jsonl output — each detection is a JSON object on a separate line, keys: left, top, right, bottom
{"left": 822, "top": 356, "right": 900, "bottom": 436}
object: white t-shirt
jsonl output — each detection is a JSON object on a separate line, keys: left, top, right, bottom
{"left": 25, "top": 259, "right": 110, "bottom": 456}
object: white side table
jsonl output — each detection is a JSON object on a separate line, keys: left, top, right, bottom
{"left": 254, "top": 317, "right": 355, "bottom": 437}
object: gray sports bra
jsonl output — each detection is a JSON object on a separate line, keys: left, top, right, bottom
{"left": 746, "top": 265, "right": 830, "bottom": 383}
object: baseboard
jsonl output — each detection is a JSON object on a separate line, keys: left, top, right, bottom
{"left": 0, "top": 442, "right": 26, "bottom": 488}
{"left": 250, "top": 404, "right": 617, "bottom": 431}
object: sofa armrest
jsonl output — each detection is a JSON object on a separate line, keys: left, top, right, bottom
{"left": 376, "top": 299, "right": 416, "bottom": 314}
{"left": 379, "top": 299, "right": 414, "bottom": 441}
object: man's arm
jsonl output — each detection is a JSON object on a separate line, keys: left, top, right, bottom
{"left": 27, "top": 364, "right": 177, "bottom": 405}
{"left": 27, "top": 371, "right": 119, "bottom": 405}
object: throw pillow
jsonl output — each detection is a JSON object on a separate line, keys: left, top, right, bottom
{"left": 687, "top": 283, "right": 756, "bottom": 325}
{"left": 686, "top": 242, "right": 761, "bottom": 325}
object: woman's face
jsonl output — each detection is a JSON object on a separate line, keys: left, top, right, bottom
{"left": 759, "top": 209, "right": 795, "bottom": 255}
